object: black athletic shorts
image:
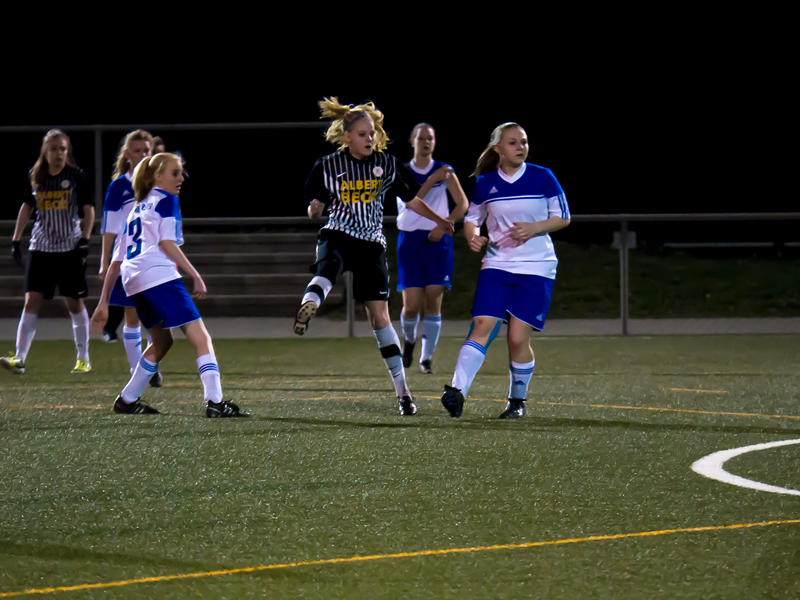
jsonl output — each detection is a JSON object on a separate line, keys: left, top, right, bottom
{"left": 25, "top": 250, "right": 89, "bottom": 300}
{"left": 310, "top": 229, "right": 390, "bottom": 302}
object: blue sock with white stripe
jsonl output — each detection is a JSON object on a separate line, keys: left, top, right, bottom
{"left": 419, "top": 314, "right": 442, "bottom": 361}
{"left": 508, "top": 360, "right": 535, "bottom": 400}
{"left": 120, "top": 356, "right": 159, "bottom": 402}
{"left": 197, "top": 354, "right": 223, "bottom": 403}
{"left": 452, "top": 340, "right": 487, "bottom": 398}
{"left": 122, "top": 326, "right": 143, "bottom": 374}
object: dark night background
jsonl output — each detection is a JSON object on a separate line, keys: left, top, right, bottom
{"left": 0, "top": 40, "right": 791, "bottom": 245}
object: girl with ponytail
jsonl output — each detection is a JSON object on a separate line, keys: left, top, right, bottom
{"left": 92, "top": 153, "right": 249, "bottom": 418}
{"left": 440, "top": 123, "right": 571, "bottom": 420}
{"left": 99, "top": 131, "right": 164, "bottom": 389}
{"left": 295, "top": 97, "right": 455, "bottom": 416}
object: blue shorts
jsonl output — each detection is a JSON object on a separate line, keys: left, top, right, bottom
{"left": 396, "top": 230, "right": 454, "bottom": 291}
{"left": 109, "top": 277, "right": 134, "bottom": 307}
{"left": 472, "top": 269, "right": 555, "bottom": 331}
{"left": 129, "top": 278, "right": 201, "bottom": 329}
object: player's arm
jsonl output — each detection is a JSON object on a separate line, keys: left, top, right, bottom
{"left": 509, "top": 215, "right": 571, "bottom": 243}
{"left": 90, "top": 259, "right": 121, "bottom": 332}
{"left": 11, "top": 203, "right": 33, "bottom": 266}
{"left": 429, "top": 170, "right": 469, "bottom": 242}
{"left": 159, "top": 240, "right": 207, "bottom": 299}
{"left": 305, "top": 159, "right": 332, "bottom": 219}
{"left": 100, "top": 233, "right": 116, "bottom": 280}
{"left": 396, "top": 162, "right": 455, "bottom": 235}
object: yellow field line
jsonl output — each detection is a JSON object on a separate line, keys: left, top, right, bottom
{"left": 525, "top": 400, "right": 800, "bottom": 421}
{"left": 1, "top": 519, "right": 798, "bottom": 597}
{"left": 0, "top": 405, "right": 105, "bottom": 411}
{"left": 667, "top": 388, "right": 728, "bottom": 394}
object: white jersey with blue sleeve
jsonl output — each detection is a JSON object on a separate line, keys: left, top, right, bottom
{"left": 114, "top": 187, "right": 184, "bottom": 296}
{"left": 396, "top": 159, "right": 451, "bottom": 231}
{"left": 101, "top": 172, "right": 136, "bottom": 257}
{"left": 465, "top": 163, "right": 570, "bottom": 279}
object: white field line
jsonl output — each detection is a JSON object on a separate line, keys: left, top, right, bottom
{"left": 691, "top": 439, "right": 800, "bottom": 496}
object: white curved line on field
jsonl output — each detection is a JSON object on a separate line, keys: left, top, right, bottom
{"left": 691, "top": 439, "right": 800, "bottom": 496}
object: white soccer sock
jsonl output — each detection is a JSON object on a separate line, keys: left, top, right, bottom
{"left": 120, "top": 356, "right": 158, "bottom": 402}
{"left": 452, "top": 340, "right": 487, "bottom": 398}
{"left": 70, "top": 308, "right": 90, "bottom": 361}
{"left": 302, "top": 276, "right": 333, "bottom": 308}
{"left": 122, "top": 326, "right": 143, "bottom": 374}
{"left": 16, "top": 312, "right": 37, "bottom": 361}
{"left": 419, "top": 314, "right": 442, "bottom": 361}
{"left": 508, "top": 359, "right": 535, "bottom": 400}
{"left": 373, "top": 325, "right": 410, "bottom": 397}
{"left": 197, "top": 354, "right": 223, "bottom": 403}
{"left": 400, "top": 312, "right": 419, "bottom": 343}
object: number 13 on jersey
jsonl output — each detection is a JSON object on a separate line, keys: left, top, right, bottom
{"left": 127, "top": 217, "right": 143, "bottom": 259}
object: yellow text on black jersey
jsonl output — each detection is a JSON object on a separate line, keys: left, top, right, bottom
{"left": 340, "top": 179, "right": 381, "bottom": 204}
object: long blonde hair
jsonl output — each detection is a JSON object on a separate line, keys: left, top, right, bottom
{"left": 319, "top": 97, "right": 389, "bottom": 152}
{"left": 112, "top": 130, "right": 153, "bottom": 181}
{"left": 132, "top": 153, "right": 182, "bottom": 202}
{"left": 472, "top": 122, "right": 523, "bottom": 177}
{"left": 30, "top": 129, "right": 77, "bottom": 190}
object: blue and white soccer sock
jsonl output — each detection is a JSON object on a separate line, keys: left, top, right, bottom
{"left": 373, "top": 325, "right": 410, "bottom": 397}
{"left": 122, "top": 326, "right": 143, "bottom": 373}
{"left": 508, "top": 359, "right": 535, "bottom": 400}
{"left": 120, "top": 356, "right": 158, "bottom": 402}
{"left": 302, "top": 276, "right": 333, "bottom": 308}
{"left": 70, "top": 308, "right": 90, "bottom": 361}
{"left": 16, "top": 311, "right": 37, "bottom": 361}
{"left": 451, "top": 340, "right": 487, "bottom": 398}
{"left": 419, "top": 314, "right": 442, "bottom": 362}
{"left": 400, "top": 312, "right": 419, "bottom": 343}
{"left": 197, "top": 354, "right": 223, "bottom": 404}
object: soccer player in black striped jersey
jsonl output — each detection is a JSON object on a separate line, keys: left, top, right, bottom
{"left": 1, "top": 130, "right": 95, "bottom": 376}
{"left": 294, "top": 98, "right": 454, "bottom": 416}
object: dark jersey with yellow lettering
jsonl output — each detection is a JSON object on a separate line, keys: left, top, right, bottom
{"left": 305, "top": 150, "right": 420, "bottom": 248}
{"left": 24, "top": 166, "right": 91, "bottom": 253}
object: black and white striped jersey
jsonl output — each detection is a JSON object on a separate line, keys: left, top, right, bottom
{"left": 304, "top": 150, "right": 420, "bottom": 248}
{"left": 24, "top": 166, "right": 92, "bottom": 253}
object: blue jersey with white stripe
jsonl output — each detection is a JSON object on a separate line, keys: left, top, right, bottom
{"left": 396, "top": 159, "right": 451, "bottom": 231}
{"left": 465, "top": 163, "right": 569, "bottom": 278}
{"left": 101, "top": 172, "right": 136, "bottom": 258}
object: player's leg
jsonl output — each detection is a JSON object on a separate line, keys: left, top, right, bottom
{"left": 499, "top": 274, "right": 554, "bottom": 419}
{"left": 1, "top": 292, "right": 43, "bottom": 375}
{"left": 418, "top": 285, "right": 445, "bottom": 373}
{"left": 121, "top": 307, "right": 143, "bottom": 374}
{"left": 365, "top": 299, "right": 415, "bottom": 416}
{"left": 441, "top": 269, "right": 509, "bottom": 418}
{"left": 501, "top": 316, "right": 535, "bottom": 419}
{"left": 59, "top": 249, "right": 91, "bottom": 373}
{"left": 418, "top": 233, "right": 452, "bottom": 373}
{"left": 295, "top": 231, "right": 342, "bottom": 336}
{"left": 115, "top": 322, "right": 170, "bottom": 414}
{"left": 400, "top": 288, "right": 422, "bottom": 368}
{"left": 397, "top": 230, "right": 426, "bottom": 367}
{"left": 181, "top": 319, "right": 248, "bottom": 418}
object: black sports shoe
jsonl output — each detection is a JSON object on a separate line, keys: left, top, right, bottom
{"left": 419, "top": 359, "right": 433, "bottom": 374}
{"left": 293, "top": 301, "right": 317, "bottom": 336}
{"left": 113, "top": 395, "right": 160, "bottom": 414}
{"left": 402, "top": 341, "right": 415, "bottom": 369}
{"left": 398, "top": 395, "right": 417, "bottom": 416}
{"left": 206, "top": 400, "right": 250, "bottom": 418}
{"left": 149, "top": 371, "right": 163, "bottom": 388}
{"left": 102, "top": 330, "right": 119, "bottom": 343}
{"left": 499, "top": 399, "right": 525, "bottom": 419}
{"left": 441, "top": 384, "right": 464, "bottom": 418}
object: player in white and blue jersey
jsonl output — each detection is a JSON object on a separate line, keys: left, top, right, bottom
{"left": 91, "top": 153, "right": 248, "bottom": 418}
{"left": 440, "top": 123, "right": 571, "bottom": 420}
{"left": 99, "top": 130, "right": 162, "bottom": 387}
{"left": 396, "top": 123, "right": 468, "bottom": 374}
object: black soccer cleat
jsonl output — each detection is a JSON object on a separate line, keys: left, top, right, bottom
{"left": 398, "top": 395, "right": 417, "bottom": 416}
{"left": 402, "top": 341, "right": 415, "bottom": 369}
{"left": 206, "top": 400, "right": 250, "bottom": 418}
{"left": 441, "top": 384, "right": 464, "bottom": 418}
{"left": 419, "top": 359, "right": 433, "bottom": 374}
{"left": 293, "top": 301, "right": 317, "bottom": 336}
{"left": 113, "top": 395, "right": 160, "bottom": 414}
{"left": 499, "top": 399, "right": 525, "bottom": 419}
{"left": 149, "top": 370, "right": 163, "bottom": 388}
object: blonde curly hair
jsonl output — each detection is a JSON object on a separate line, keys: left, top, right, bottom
{"left": 319, "top": 97, "right": 389, "bottom": 152}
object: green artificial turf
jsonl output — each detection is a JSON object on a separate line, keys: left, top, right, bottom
{"left": 1, "top": 336, "right": 799, "bottom": 599}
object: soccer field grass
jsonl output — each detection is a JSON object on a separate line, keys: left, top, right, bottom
{"left": 1, "top": 336, "right": 799, "bottom": 599}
